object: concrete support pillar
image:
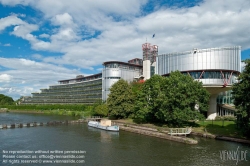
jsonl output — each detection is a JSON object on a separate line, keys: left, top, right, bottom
{"left": 207, "top": 94, "right": 218, "bottom": 120}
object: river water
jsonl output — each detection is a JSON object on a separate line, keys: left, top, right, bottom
{"left": 0, "top": 113, "right": 249, "bottom": 166}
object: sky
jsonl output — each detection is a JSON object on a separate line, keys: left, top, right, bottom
{"left": 0, "top": 0, "right": 250, "bottom": 100}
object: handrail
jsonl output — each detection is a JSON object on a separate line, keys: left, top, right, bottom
{"left": 169, "top": 127, "right": 192, "bottom": 136}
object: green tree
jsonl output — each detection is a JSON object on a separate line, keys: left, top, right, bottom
{"left": 0, "top": 94, "right": 14, "bottom": 105}
{"left": 134, "top": 71, "right": 210, "bottom": 126}
{"left": 134, "top": 75, "right": 165, "bottom": 123}
{"left": 107, "top": 79, "right": 134, "bottom": 119}
{"left": 157, "top": 71, "right": 209, "bottom": 126}
{"left": 94, "top": 104, "right": 109, "bottom": 117}
{"left": 232, "top": 59, "right": 250, "bottom": 136}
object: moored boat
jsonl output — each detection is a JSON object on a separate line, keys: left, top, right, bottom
{"left": 88, "top": 119, "right": 119, "bottom": 131}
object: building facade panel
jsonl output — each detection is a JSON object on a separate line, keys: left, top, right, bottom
{"left": 157, "top": 46, "right": 241, "bottom": 84}
{"left": 102, "top": 61, "right": 142, "bottom": 101}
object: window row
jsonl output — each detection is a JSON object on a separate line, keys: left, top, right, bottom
{"left": 182, "top": 71, "right": 238, "bottom": 79}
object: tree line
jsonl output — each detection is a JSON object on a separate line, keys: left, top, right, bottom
{"left": 232, "top": 59, "right": 250, "bottom": 137}
{"left": 0, "top": 94, "right": 14, "bottom": 105}
{"left": 105, "top": 71, "right": 210, "bottom": 127}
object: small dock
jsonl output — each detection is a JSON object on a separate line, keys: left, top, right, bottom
{"left": 168, "top": 127, "right": 192, "bottom": 136}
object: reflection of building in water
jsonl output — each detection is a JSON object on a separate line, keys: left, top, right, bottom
{"left": 100, "top": 130, "right": 119, "bottom": 143}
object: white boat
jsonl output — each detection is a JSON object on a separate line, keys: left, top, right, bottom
{"left": 88, "top": 119, "right": 119, "bottom": 132}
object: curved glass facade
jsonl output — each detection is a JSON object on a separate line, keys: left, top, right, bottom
{"left": 157, "top": 46, "right": 241, "bottom": 76}
{"left": 157, "top": 46, "right": 241, "bottom": 86}
{"left": 102, "top": 61, "right": 142, "bottom": 101}
{"left": 182, "top": 71, "right": 237, "bottom": 79}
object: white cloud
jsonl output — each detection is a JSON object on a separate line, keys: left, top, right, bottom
{"left": 3, "top": 43, "right": 11, "bottom": 46}
{"left": 0, "top": 57, "right": 85, "bottom": 99}
{"left": 39, "top": 33, "right": 50, "bottom": 38}
{"left": 0, "top": 74, "right": 13, "bottom": 82}
{"left": 0, "top": 0, "right": 250, "bottom": 99}
{"left": 0, "top": 86, "right": 35, "bottom": 99}
{"left": 0, "top": 15, "right": 24, "bottom": 32}
{"left": 96, "top": 68, "right": 103, "bottom": 71}
{"left": 12, "top": 23, "right": 38, "bottom": 41}
{"left": 52, "top": 13, "right": 74, "bottom": 26}
{"left": 10, "top": 12, "right": 26, "bottom": 18}
{"left": 31, "top": 53, "right": 43, "bottom": 60}
{"left": 4, "top": 0, "right": 249, "bottom": 68}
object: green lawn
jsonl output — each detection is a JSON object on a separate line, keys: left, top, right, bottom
{"left": 193, "top": 120, "right": 246, "bottom": 138}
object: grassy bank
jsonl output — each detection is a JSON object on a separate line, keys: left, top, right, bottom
{"left": 5, "top": 109, "right": 93, "bottom": 118}
{"left": 114, "top": 119, "right": 247, "bottom": 139}
{"left": 193, "top": 120, "right": 246, "bottom": 138}
{"left": 0, "top": 104, "right": 95, "bottom": 118}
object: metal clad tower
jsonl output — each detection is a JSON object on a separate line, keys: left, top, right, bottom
{"left": 142, "top": 43, "right": 158, "bottom": 80}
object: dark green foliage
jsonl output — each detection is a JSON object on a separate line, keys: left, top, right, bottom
{"left": 0, "top": 94, "right": 14, "bottom": 105}
{"left": 94, "top": 104, "right": 109, "bottom": 117}
{"left": 92, "top": 99, "right": 108, "bottom": 117}
{"left": 215, "top": 115, "right": 236, "bottom": 121}
{"left": 134, "top": 75, "right": 165, "bottom": 123}
{"left": 134, "top": 71, "right": 210, "bottom": 126}
{"left": 131, "top": 81, "right": 144, "bottom": 96}
{"left": 107, "top": 79, "right": 134, "bottom": 119}
{"left": 232, "top": 59, "right": 250, "bottom": 137}
{"left": 3, "top": 104, "right": 88, "bottom": 112}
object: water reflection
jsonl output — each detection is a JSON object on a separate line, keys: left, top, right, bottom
{"left": 1, "top": 113, "right": 250, "bottom": 166}
{"left": 88, "top": 126, "right": 119, "bottom": 143}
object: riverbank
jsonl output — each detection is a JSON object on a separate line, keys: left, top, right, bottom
{"left": 0, "top": 110, "right": 45, "bottom": 114}
{"left": 112, "top": 121, "right": 197, "bottom": 145}
{"left": 113, "top": 119, "right": 250, "bottom": 145}
{"left": 0, "top": 112, "right": 197, "bottom": 145}
{"left": 0, "top": 109, "right": 87, "bottom": 117}
{"left": 2, "top": 110, "right": 249, "bottom": 145}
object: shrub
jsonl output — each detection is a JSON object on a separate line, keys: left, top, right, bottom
{"left": 215, "top": 116, "right": 236, "bottom": 121}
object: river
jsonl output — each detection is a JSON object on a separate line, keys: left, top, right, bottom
{"left": 0, "top": 113, "right": 249, "bottom": 166}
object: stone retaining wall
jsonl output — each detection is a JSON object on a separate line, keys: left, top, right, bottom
{"left": 113, "top": 122, "right": 197, "bottom": 144}
{"left": 191, "top": 131, "right": 216, "bottom": 139}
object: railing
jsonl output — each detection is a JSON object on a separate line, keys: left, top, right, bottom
{"left": 83, "top": 116, "right": 102, "bottom": 121}
{"left": 169, "top": 127, "right": 192, "bottom": 136}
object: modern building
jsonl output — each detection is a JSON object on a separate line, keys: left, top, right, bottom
{"left": 22, "top": 73, "right": 102, "bottom": 104}
{"left": 157, "top": 46, "right": 241, "bottom": 119}
{"left": 102, "top": 59, "right": 143, "bottom": 101}
{"left": 22, "top": 44, "right": 241, "bottom": 120}
{"left": 22, "top": 59, "right": 142, "bottom": 104}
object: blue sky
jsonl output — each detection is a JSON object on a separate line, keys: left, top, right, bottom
{"left": 0, "top": 0, "right": 250, "bottom": 100}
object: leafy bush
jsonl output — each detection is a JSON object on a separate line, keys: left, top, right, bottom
{"left": 215, "top": 116, "right": 236, "bottom": 121}
{"left": 0, "top": 94, "right": 14, "bottom": 105}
